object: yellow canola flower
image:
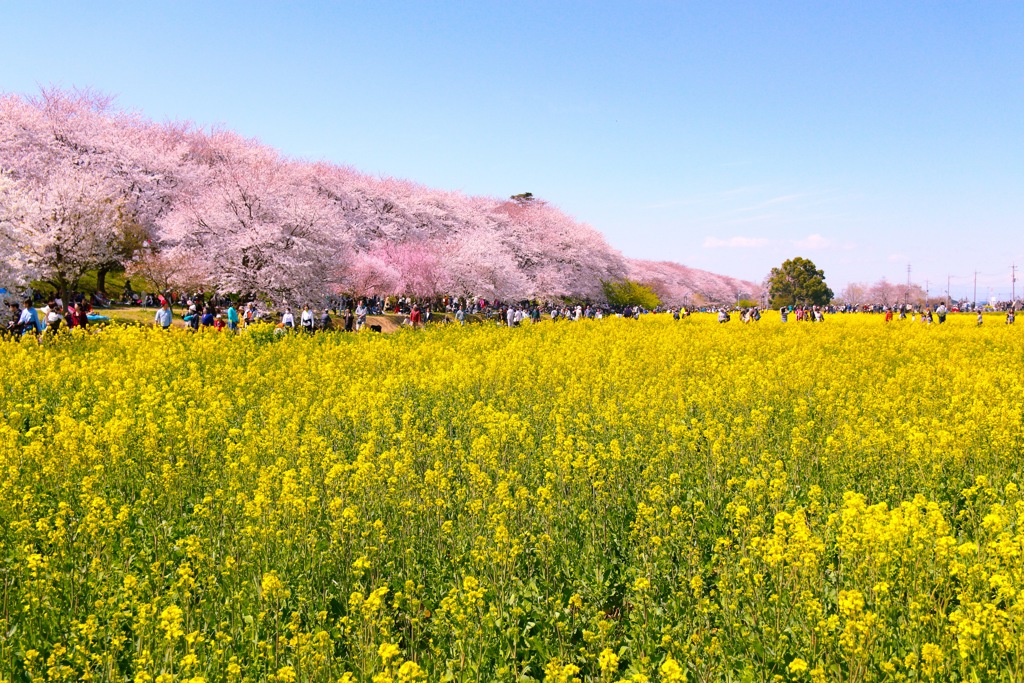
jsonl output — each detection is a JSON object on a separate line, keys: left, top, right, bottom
{"left": 1, "top": 314, "right": 1022, "bottom": 680}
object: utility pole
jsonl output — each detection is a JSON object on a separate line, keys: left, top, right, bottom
{"left": 946, "top": 275, "right": 951, "bottom": 308}
{"left": 974, "top": 271, "right": 978, "bottom": 311}
{"left": 906, "top": 264, "right": 911, "bottom": 307}
{"left": 1013, "top": 264, "right": 1018, "bottom": 306}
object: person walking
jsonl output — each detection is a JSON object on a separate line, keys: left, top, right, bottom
{"left": 300, "top": 305, "right": 315, "bottom": 333}
{"left": 281, "top": 307, "right": 296, "bottom": 330}
{"left": 355, "top": 300, "right": 368, "bottom": 331}
{"left": 154, "top": 302, "right": 173, "bottom": 329}
{"left": 226, "top": 303, "right": 240, "bottom": 332}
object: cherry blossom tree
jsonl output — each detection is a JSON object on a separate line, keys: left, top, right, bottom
{"left": 159, "top": 131, "right": 347, "bottom": 303}
{"left": 441, "top": 226, "right": 531, "bottom": 300}
{"left": 15, "top": 165, "right": 125, "bottom": 299}
{"left": 0, "top": 172, "right": 30, "bottom": 293}
{"left": 0, "top": 89, "right": 189, "bottom": 296}
{"left": 493, "top": 198, "right": 628, "bottom": 300}
{"left": 125, "top": 248, "right": 210, "bottom": 297}
{"left": 627, "top": 259, "right": 762, "bottom": 306}
{"left": 837, "top": 279, "right": 928, "bottom": 308}
{"left": 2, "top": 86, "right": 765, "bottom": 305}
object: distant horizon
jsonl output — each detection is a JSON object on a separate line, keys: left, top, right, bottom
{"left": 2, "top": 2, "right": 1022, "bottom": 298}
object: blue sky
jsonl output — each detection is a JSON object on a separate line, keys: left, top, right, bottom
{"left": 3, "top": 1, "right": 1023, "bottom": 298}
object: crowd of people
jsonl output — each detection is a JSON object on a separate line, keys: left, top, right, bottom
{"left": 876, "top": 302, "right": 1016, "bottom": 325}
{"left": 5, "top": 287, "right": 1019, "bottom": 341}
{"left": 3, "top": 297, "right": 107, "bottom": 339}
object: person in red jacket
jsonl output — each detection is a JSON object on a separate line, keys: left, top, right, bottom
{"left": 409, "top": 305, "right": 422, "bottom": 329}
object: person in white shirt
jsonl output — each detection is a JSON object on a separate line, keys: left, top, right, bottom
{"left": 45, "top": 305, "right": 64, "bottom": 334}
{"left": 281, "top": 307, "right": 295, "bottom": 329}
{"left": 300, "top": 305, "right": 315, "bottom": 333}
{"left": 355, "top": 301, "right": 368, "bottom": 330}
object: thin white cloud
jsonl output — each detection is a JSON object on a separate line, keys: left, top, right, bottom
{"left": 703, "top": 236, "right": 772, "bottom": 249}
{"left": 792, "top": 233, "right": 857, "bottom": 251}
{"left": 793, "top": 234, "right": 833, "bottom": 249}
{"left": 763, "top": 193, "right": 807, "bottom": 206}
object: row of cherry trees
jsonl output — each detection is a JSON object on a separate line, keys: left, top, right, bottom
{"left": 835, "top": 279, "right": 932, "bottom": 308}
{"left": 1, "top": 88, "right": 758, "bottom": 305}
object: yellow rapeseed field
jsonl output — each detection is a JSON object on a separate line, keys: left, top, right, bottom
{"left": 1, "top": 313, "right": 1022, "bottom": 682}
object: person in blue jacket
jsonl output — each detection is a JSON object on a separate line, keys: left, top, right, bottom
{"left": 18, "top": 300, "right": 42, "bottom": 337}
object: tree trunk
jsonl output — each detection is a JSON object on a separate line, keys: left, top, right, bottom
{"left": 96, "top": 266, "right": 109, "bottom": 296}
